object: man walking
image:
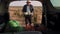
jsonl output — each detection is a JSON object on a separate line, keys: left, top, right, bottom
{"left": 22, "top": 0, "right": 34, "bottom": 26}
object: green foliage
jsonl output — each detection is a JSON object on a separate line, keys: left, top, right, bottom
{"left": 8, "top": 20, "right": 24, "bottom": 32}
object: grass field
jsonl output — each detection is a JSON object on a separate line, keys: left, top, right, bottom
{"left": 9, "top": 6, "right": 43, "bottom": 26}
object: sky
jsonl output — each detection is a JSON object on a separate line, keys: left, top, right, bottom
{"left": 9, "top": 0, "right": 60, "bottom": 7}
{"left": 9, "top": 1, "right": 42, "bottom": 6}
{"left": 50, "top": 0, "right": 60, "bottom": 7}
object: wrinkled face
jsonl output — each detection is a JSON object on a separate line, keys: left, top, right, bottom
{"left": 27, "top": 2, "right": 31, "bottom": 6}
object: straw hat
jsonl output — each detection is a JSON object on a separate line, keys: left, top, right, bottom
{"left": 26, "top": 0, "right": 31, "bottom": 3}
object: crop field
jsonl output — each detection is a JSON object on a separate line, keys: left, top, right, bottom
{"left": 9, "top": 6, "right": 43, "bottom": 26}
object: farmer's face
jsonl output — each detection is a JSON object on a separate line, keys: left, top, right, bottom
{"left": 27, "top": 3, "right": 31, "bottom": 6}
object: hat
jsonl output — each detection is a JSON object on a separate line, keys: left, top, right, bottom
{"left": 26, "top": 0, "right": 31, "bottom": 3}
